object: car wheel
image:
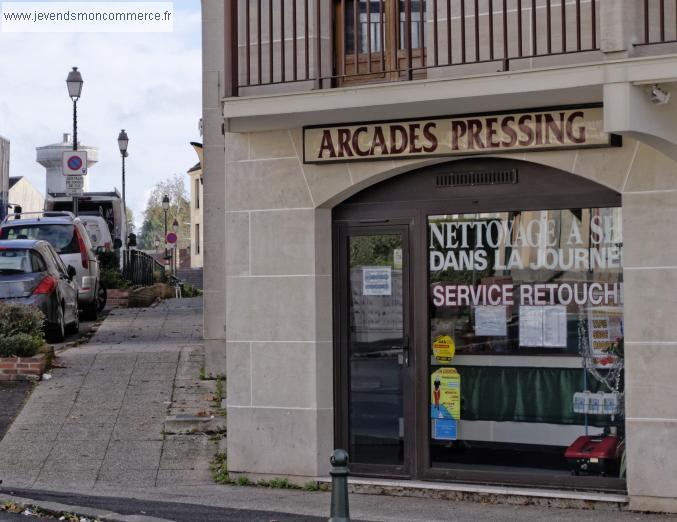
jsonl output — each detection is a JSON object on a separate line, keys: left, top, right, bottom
{"left": 47, "top": 306, "right": 65, "bottom": 343}
{"left": 96, "top": 284, "right": 107, "bottom": 312}
{"left": 81, "top": 294, "right": 98, "bottom": 321}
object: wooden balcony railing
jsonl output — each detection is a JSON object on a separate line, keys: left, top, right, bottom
{"left": 640, "top": 0, "right": 677, "bottom": 45}
{"left": 226, "top": 0, "right": 604, "bottom": 97}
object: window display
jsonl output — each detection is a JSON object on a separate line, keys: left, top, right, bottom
{"left": 428, "top": 208, "right": 624, "bottom": 475}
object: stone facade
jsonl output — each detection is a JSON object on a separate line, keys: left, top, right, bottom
{"left": 219, "top": 127, "right": 677, "bottom": 489}
{"left": 203, "top": 0, "right": 677, "bottom": 510}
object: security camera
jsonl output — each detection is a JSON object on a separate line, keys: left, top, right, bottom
{"left": 649, "top": 84, "right": 671, "bottom": 105}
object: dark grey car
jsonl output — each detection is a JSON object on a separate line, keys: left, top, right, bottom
{"left": 0, "top": 239, "right": 79, "bottom": 342}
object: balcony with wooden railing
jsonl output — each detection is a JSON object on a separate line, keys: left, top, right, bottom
{"left": 224, "top": 1, "right": 677, "bottom": 98}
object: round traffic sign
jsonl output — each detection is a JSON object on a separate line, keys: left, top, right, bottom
{"left": 166, "top": 232, "right": 178, "bottom": 244}
{"left": 67, "top": 155, "right": 83, "bottom": 171}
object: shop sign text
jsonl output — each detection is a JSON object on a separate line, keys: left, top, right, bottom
{"left": 304, "top": 106, "right": 618, "bottom": 163}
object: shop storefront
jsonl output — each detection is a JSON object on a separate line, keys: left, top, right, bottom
{"left": 204, "top": 0, "right": 677, "bottom": 511}
{"left": 322, "top": 106, "right": 627, "bottom": 490}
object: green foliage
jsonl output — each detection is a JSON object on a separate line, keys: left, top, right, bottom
{"left": 99, "top": 268, "right": 129, "bottom": 289}
{"left": 126, "top": 208, "right": 136, "bottom": 235}
{"left": 303, "top": 481, "right": 321, "bottom": 492}
{"left": 0, "top": 333, "right": 43, "bottom": 357}
{"left": 181, "top": 282, "right": 203, "bottom": 297}
{"left": 215, "top": 376, "right": 224, "bottom": 405}
{"left": 210, "top": 452, "right": 235, "bottom": 485}
{"left": 256, "top": 477, "right": 301, "bottom": 489}
{"left": 0, "top": 303, "right": 44, "bottom": 357}
{"left": 97, "top": 250, "right": 120, "bottom": 271}
{"left": 237, "top": 476, "right": 253, "bottom": 486}
{"left": 137, "top": 175, "right": 191, "bottom": 251}
{"left": 349, "top": 235, "right": 401, "bottom": 268}
{"left": 0, "top": 303, "right": 44, "bottom": 339}
{"left": 199, "top": 366, "right": 206, "bottom": 380}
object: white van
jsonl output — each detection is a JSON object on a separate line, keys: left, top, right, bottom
{"left": 80, "top": 215, "right": 114, "bottom": 251}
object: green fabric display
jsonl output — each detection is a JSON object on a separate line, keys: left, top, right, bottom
{"left": 456, "top": 366, "right": 616, "bottom": 427}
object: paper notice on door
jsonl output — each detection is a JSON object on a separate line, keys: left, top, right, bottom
{"left": 362, "top": 267, "right": 392, "bottom": 296}
{"left": 519, "top": 306, "right": 544, "bottom": 347}
{"left": 474, "top": 305, "right": 507, "bottom": 336}
{"left": 543, "top": 305, "right": 567, "bottom": 347}
{"left": 519, "top": 305, "right": 568, "bottom": 347}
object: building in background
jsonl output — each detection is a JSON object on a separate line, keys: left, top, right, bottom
{"left": 203, "top": 1, "right": 677, "bottom": 512}
{"left": 36, "top": 133, "right": 97, "bottom": 196}
{"left": 187, "top": 142, "right": 204, "bottom": 269}
{"left": 8, "top": 176, "right": 44, "bottom": 214}
{"left": 0, "top": 137, "right": 9, "bottom": 221}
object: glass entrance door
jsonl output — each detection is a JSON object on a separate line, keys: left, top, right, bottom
{"left": 336, "top": 223, "right": 412, "bottom": 476}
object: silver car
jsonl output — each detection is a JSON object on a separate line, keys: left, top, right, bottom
{"left": 0, "top": 239, "right": 79, "bottom": 342}
{"left": 0, "top": 212, "right": 101, "bottom": 320}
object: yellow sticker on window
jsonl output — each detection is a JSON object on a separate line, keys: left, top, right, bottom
{"left": 432, "top": 335, "right": 456, "bottom": 362}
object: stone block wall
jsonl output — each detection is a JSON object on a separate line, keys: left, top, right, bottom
{"left": 220, "top": 124, "right": 677, "bottom": 509}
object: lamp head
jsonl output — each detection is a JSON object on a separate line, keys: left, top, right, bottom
{"left": 66, "top": 67, "right": 83, "bottom": 100}
{"left": 162, "top": 195, "right": 170, "bottom": 211}
{"left": 117, "top": 129, "right": 129, "bottom": 154}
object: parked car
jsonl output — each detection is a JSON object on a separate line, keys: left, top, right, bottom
{"left": 0, "top": 239, "right": 79, "bottom": 342}
{"left": 0, "top": 212, "right": 101, "bottom": 320}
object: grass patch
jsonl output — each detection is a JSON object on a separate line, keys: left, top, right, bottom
{"left": 256, "top": 477, "right": 300, "bottom": 489}
{"left": 210, "top": 452, "right": 235, "bottom": 485}
{"left": 215, "top": 376, "right": 224, "bottom": 404}
{"left": 303, "top": 481, "right": 321, "bottom": 491}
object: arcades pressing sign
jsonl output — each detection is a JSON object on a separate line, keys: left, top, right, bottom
{"left": 303, "top": 106, "right": 620, "bottom": 164}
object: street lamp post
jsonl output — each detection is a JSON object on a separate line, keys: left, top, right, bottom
{"left": 172, "top": 218, "right": 179, "bottom": 275}
{"left": 66, "top": 67, "right": 83, "bottom": 216}
{"left": 162, "top": 194, "right": 170, "bottom": 270}
{"left": 117, "top": 130, "right": 129, "bottom": 250}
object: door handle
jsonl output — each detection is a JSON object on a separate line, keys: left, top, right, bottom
{"left": 397, "top": 335, "right": 410, "bottom": 367}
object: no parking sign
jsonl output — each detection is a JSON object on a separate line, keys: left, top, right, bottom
{"left": 62, "top": 151, "right": 88, "bottom": 176}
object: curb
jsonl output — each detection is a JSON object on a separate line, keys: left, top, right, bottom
{"left": 0, "top": 494, "right": 171, "bottom": 522}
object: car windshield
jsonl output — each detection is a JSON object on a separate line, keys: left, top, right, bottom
{"left": 0, "top": 224, "right": 79, "bottom": 254}
{"left": 0, "top": 249, "right": 35, "bottom": 274}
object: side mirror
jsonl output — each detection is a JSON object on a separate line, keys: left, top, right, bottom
{"left": 67, "top": 265, "right": 77, "bottom": 280}
{"left": 113, "top": 238, "right": 123, "bottom": 250}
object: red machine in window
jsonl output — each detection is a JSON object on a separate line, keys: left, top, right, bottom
{"left": 565, "top": 435, "right": 620, "bottom": 476}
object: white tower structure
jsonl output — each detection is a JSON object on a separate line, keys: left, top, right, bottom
{"left": 36, "top": 133, "right": 98, "bottom": 195}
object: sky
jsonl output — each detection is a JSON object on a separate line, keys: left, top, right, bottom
{"left": 0, "top": 0, "right": 202, "bottom": 230}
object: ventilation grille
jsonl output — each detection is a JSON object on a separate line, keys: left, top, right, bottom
{"left": 436, "top": 169, "right": 518, "bottom": 188}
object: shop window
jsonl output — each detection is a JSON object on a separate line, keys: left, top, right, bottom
{"left": 428, "top": 208, "right": 624, "bottom": 475}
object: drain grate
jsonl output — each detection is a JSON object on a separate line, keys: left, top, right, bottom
{"left": 436, "top": 168, "right": 518, "bottom": 188}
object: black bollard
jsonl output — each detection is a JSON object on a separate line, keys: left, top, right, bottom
{"left": 329, "top": 449, "right": 350, "bottom": 522}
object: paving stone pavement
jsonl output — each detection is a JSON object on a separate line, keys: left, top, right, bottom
{"left": 0, "top": 297, "right": 222, "bottom": 491}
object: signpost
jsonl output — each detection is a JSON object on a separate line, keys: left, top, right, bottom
{"left": 62, "top": 151, "right": 88, "bottom": 176}
{"left": 62, "top": 151, "right": 87, "bottom": 212}
{"left": 65, "top": 176, "right": 84, "bottom": 196}
{"left": 166, "top": 232, "right": 178, "bottom": 276}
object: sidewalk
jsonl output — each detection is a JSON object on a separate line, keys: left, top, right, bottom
{"left": 0, "top": 298, "right": 218, "bottom": 490}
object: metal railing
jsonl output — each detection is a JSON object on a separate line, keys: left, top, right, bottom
{"left": 225, "top": 0, "right": 601, "bottom": 97}
{"left": 640, "top": 0, "right": 677, "bottom": 45}
{"left": 122, "top": 249, "right": 166, "bottom": 287}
